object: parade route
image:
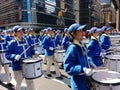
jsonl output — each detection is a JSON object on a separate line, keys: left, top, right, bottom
{"left": 0, "top": 62, "right": 71, "bottom": 90}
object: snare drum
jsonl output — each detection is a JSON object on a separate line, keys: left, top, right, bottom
{"left": 54, "top": 49, "right": 65, "bottom": 63}
{"left": 22, "top": 58, "right": 42, "bottom": 79}
{"left": 34, "top": 45, "right": 44, "bottom": 55}
{"left": 92, "top": 70, "right": 120, "bottom": 90}
{"left": 105, "top": 55, "right": 120, "bottom": 72}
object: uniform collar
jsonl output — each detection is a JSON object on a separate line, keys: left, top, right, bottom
{"left": 47, "top": 34, "right": 52, "bottom": 37}
{"left": 73, "top": 39, "right": 82, "bottom": 47}
{"left": 102, "top": 33, "right": 109, "bottom": 36}
{"left": 91, "top": 36, "right": 98, "bottom": 40}
{"left": 15, "top": 37, "right": 23, "bottom": 41}
{"left": 65, "top": 33, "right": 69, "bottom": 36}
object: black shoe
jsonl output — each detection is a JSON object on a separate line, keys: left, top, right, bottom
{"left": 47, "top": 74, "right": 52, "bottom": 77}
{"left": 7, "top": 83, "right": 14, "bottom": 87}
{"left": 44, "top": 74, "right": 52, "bottom": 79}
{"left": 56, "top": 76, "right": 63, "bottom": 80}
{"left": 44, "top": 62, "right": 47, "bottom": 65}
{"left": 0, "top": 80, "right": 2, "bottom": 84}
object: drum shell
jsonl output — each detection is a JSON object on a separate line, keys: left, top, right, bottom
{"left": 54, "top": 50, "right": 65, "bottom": 63}
{"left": 22, "top": 58, "right": 42, "bottom": 79}
{"left": 34, "top": 45, "right": 45, "bottom": 55}
{"left": 105, "top": 55, "right": 120, "bottom": 72}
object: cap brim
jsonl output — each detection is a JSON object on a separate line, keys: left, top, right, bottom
{"left": 107, "top": 28, "right": 111, "bottom": 30}
{"left": 96, "top": 29, "right": 102, "bottom": 32}
{"left": 77, "top": 25, "right": 86, "bottom": 31}
{"left": 17, "top": 27, "right": 23, "bottom": 31}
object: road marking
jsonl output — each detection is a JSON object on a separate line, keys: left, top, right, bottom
{"left": 52, "top": 78, "right": 66, "bottom": 85}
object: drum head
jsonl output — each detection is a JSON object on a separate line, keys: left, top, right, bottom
{"left": 22, "top": 58, "right": 42, "bottom": 64}
{"left": 55, "top": 49, "right": 65, "bottom": 53}
{"left": 105, "top": 55, "right": 120, "bottom": 60}
{"left": 92, "top": 71, "right": 120, "bottom": 86}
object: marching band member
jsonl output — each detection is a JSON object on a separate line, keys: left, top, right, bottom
{"left": 23, "top": 29, "right": 29, "bottom": 39}
{"left": 27, "top": 28, "right": 39, "bottom": 45}
{"left": 62, "top": 28, "right": 70, "bottom": 50}
{"left": 5, "top": 29, "right": 14, "bottom": 44}
{"left": 55, "top": 30, "right": 62, "bottom": 49}
{"left": 64, "top": 23, "right": 94, "bottom": 90}
{"left": 42, "top": 27, "right": 62, "bottom": 79}
{"left": 87, "top": 27, "right": 102, "bottom": 67}
{"left": 59, "top": 28, "right": 70, "bottom": 69}
{"left": 0, "top": 28, "right": 14, "bottom": 87}
{"left": 5, "top": 25, "right": 38, "bottom": 90}
{"left": 100, "top": 26, "right": 112, "bottom": 52}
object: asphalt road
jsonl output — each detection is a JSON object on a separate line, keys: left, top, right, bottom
{"left": 0, "top": 58, "right": 71, "bottom": 90}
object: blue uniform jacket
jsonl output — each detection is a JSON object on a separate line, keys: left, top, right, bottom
{"left": 87, "top": 37, "right": 102, "bottom": 66}
{"left": 0, "top": 37, "right": 8, "bottom": 52}
{"left": 5, "top": 38, "right": 35, "bottom": 71}
{"left": 62, "top": 35, "right": 70, "bottom": 50}
{"left": 64, "top": 43, "right": 89, "bottom": 90}
{"left": 42, "top": 35, "right": 55, "bottom": 56}
{"left": 100, "top": 34, "right": 112, "bottom": 50}
{"left": 28, "top": 35, "right": 39, "bottom": 45}
{"left": 5, "top": 35, "right": 14, "bottom": 44}
{"left": 55, "top": 34, "right": 62, "bottom": 47}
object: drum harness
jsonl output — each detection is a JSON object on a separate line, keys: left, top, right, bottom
{"left": 14, "top": 38, "right": 30, "bottom": 62}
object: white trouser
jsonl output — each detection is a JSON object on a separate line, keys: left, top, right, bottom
{"left": 0, "top": 53, "right": 11, "bottom": 84}
{"left": 46, "top": 55, "right": 61, "bottom": 77}
{"left": 14, "top": 70, "right": 35, "bottom": 90}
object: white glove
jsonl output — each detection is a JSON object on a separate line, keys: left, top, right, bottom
{"left": 49, "top": 47, "right": 54, "bottom": 51}
{"left": 15, "top": 55, "right": 21, "bottom": 61}
{"left": 83, "top": 67, "right": 94, "bottom": 76}
{"left": 35, "top": 51, "right": 40, "bottom": 55}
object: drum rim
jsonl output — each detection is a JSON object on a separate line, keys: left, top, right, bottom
{"left": 105, "top": 58, "right": 120, "bottom": 61}
{"left": 24, "top": 73, "right": 43, "bottom": 79}
{"left": 22, "top": 59, "right": 43, "bottom": 64}
{"left": 55, "top": 50, "right": 65, "bottom": 53}
{"left": 91, "top": 72, "right": 120, "bottom": 86}
{"left": 105, "top": 55, "right": 120, "bottom": 61}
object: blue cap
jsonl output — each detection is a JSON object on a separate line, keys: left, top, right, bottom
{"left": 101, "top": 26, "right": 111, "bottom": 31}
{"left": 28, "top": 28, "right": 33, "bottom": 31}
{"left": 42, "top": 28, "right": 47, "bottom": 32}
{"left": 64, "top": 28, "right": 68, "bottom": 32}
{"left": 68, "top": 23, "right": 86, "bottom": 34}
{"left": 13, "top": 25, "right": 22, "bottom": 32}
{"left": 6, "top": 29, "right": 13, "bottom": 32}
{"left": 46, "top": 27, "right": 53, "bottom": 32}
{"left": 88, "top": 27, "right": 102, "bottom": 34}
{"left": 56, "top": 29, "right": 61, "bottom": 33}
{"left": 25, "top": 29, "right": 28, "bottom": 32}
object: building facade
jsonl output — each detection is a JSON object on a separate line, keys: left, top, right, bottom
{"left": 79, "top": 0, "right": 101, "bottom": 29}
{"left": 0, "top": 0, "right": 75, "bottom": 30}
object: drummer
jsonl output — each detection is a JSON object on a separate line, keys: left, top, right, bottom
{"left": 42, "top": 27, "right": 63, "bottom": 79}
{"left": 55, "top": 29, "right": 62, "bottom": 49}
{"left": 0, "top": 28, "right": 14, "bottom": 87}
{"left": 5, "top": 25, "right": 39, "bottom": 90}
{"left": 62, "top": 28, "right": 70, "bottom": 51}
{"left": 27, "top": 27, "right": 39, "bottom": 46}
{"left": 100, "top": 26, "right": 112, "bottom": 54}
{"left": 87, "top": 27, "right": 103, "bottom": 67}
{"left": 5, "top": 29, "right": 14, "bottom": 44}
{"left": 64, "top": 23, "right": 94, "bottom": 90}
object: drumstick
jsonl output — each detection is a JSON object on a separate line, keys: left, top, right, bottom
{"left": 14, "top": 46, "right": 31, "bottom": 62}
{"left": 93, "top": 67, "right": 108, "bottom": 72}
